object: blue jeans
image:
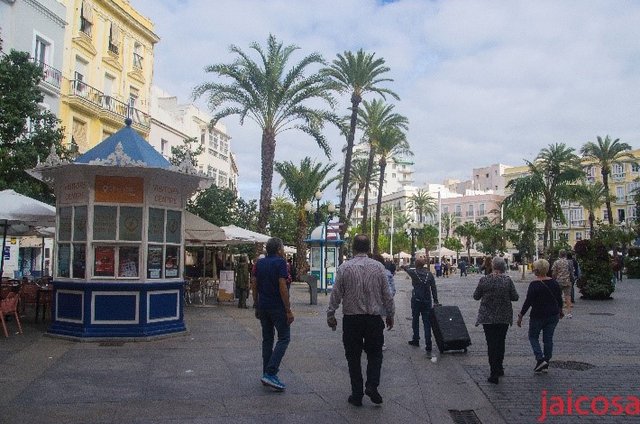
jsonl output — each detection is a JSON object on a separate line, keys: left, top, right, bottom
{"left": 411, "top": 299, "right": 432, "bottom": 351}
{"left": 528, "top": 315, "right": 559, "bottom": 361}
{"left": 260, "top": 308, "right": 290, "bottom": 376}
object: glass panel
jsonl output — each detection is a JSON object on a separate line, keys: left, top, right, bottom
{"left": 59, "top": 207, "right": 72, "bottom": 241}
{"left": 148, "top": 208, "right": 165, "bottom": 243}
{"left": 164, "top": 245, "right": 179, "bottom": 278}
{"left": 72, "top": 244, "right": 86, "bottom": 279}
{"left": 118, "top": 246, "right": 139, "bottom": 277}
{"left": 165, "top": 210, "right": 181, "bottom": 244}
{"left": 147, "top": 245, "right": 163, "bottom": 279}
{"left": 73, "top": 205, "right": 87, "bottom": 241}
{"left": 94, "top": 246, "right": 115, "bottom": 277}
{"left": 119, "top": 207, "right": 142, "bottom": 241}
{"left": 58, "top": 244, "right": 70, "bottom": 277}
{"left": 93, "top": 206, "right": 117, "bottom": 240}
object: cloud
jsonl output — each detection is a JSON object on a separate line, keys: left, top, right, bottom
{"left": 131, "top": 0, "right": 640, "bottom": 202}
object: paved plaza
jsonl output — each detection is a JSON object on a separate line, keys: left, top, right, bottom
{"left": 1, "top": 270, "right": 639, "bottom": 423}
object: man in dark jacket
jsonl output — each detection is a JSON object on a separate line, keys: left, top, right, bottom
{"left": 403, "top": 258, "right": 439, "bottom": 358}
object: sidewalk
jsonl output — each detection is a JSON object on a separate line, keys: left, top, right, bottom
{"left": 0, "top": 271, "right": 638, "bottom": 423}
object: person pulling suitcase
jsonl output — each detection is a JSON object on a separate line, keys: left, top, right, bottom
{"left": 403, "top": 258, "right": 439, "bottom": 360}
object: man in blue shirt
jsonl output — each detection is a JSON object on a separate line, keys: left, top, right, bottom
{"left": 252, "top": 237, "right": 294, "bottom": 391}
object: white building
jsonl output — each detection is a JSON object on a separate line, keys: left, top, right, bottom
{"left": 148, "top": 86, "right": 238, "bottom": 193}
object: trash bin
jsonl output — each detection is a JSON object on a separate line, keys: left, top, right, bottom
{"left": 302, "top": 274, "right": 318, "bottom": 305}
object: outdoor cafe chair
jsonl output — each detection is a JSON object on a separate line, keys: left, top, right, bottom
{"left": 19, "top": 282, "right": 39, "bottom": 314}
{"left": 1, "top": 292, "right": 23, "bottom": 337}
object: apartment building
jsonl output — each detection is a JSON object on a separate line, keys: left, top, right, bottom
{"left": 0, "top": 0, "right": 66, "bottom": 115}
{"left": 59, "top": 0, "right": 159, "bottom": 151}
{"left": 148, "top": 86, "right": 238, "bottom": 193}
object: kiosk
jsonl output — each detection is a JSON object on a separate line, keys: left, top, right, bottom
{"left": 29, "top": 119, "right": 211, "bottom": 339}
{"left": 305, "top": 224, "right": 343, "bottom": 294}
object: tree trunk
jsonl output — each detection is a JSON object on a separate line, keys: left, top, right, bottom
{"left": 544, "top": 214, "right": 552, "bottom": 252}
{"left": 361, "top": 146, "right": 376, "bottom": 235}
{"left": 338, "top": 93, "right": 362, "bottom": 262}
{"left": 602, "top": 170, "right": 613, "bottom": 224}
{"left": 257, "top": 129, "right": 276, "bottom": 239}
{"left": 295, "top": 207, "right": 309, "bottom": 278}
{"left": 373, "top": 159, "right": 386, "bottom": 254}
{"left": 346, "top": 184, "right": 364, "bottom": 224}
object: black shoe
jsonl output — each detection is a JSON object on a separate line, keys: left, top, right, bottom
{"left": 534, "top": 359, "right": 548, "bottom": 373}
{"left": 365, "top": 387, "right": 383, "bottom": 404}
{"left": 487, "top": 375, "right": 499, "bottom": 384}
{"left": 348, "top": 395, "right": 363, "bottom": 407}
{"left": 408, "top": 340, "right": 419, "bottom": 347}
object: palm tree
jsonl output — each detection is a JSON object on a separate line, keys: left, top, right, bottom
{"left": 336, "top": 157, "right": 379, "bottom": 228}
{"left": 441, "top": 212, "right": 457, "bottom": 238}
{"left": 574, "top": 181, "right": 607, "bottom": 235}
{"left": 274, "top": 157, "right": 337, "bottom": 278}
{"left": 372, "top": 126, "right": 412, "bottom": 253}
{"left": 580, "top": 135, "right": 635, "bottom": 224}
{"left": 322, "top": 50, "right": 399, "bottom": 242}
{"left": 454, "top": 221, "right": 478, "bottom": 264}
{"left": 505, "top": 143, "right": 584, "bottom": 250}
{"left": 194, "top": 34, "right": 338, "bottom": 234}
{"left": 357, "top": 99, "right": 408, "bottom": 235}
{"left": 408, "top": 189, "right": 438, "bottom": 223}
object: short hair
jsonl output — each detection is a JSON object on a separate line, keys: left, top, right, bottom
{"left": 492, "top": 256, "right": 506, "bottom": 273}
{"left": 265, "top": 237, "right": 283, "bottom": 255}
{"left": 559, "top": 249, "right": 567, "bottom": 258}
{"left": 532, "top": 259, "right": 550, "bottom": 276}
{"left": 352, "top": 234, "right": 370, "bottom": 254}
{"left": 415, "top": 257, "right": 427, "bottom": 268}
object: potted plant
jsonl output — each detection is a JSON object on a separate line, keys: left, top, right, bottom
{"left": 574, "top": 239, "right": 615, "bottom": 299}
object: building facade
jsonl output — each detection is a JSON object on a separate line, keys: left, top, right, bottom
{"left": 58, "top": 0, "right": 159, "bottom": 151}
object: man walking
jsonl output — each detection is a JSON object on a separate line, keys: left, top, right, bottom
{"left": 551, "top": 249, "right": 573, "bottom": 319}
{"left": 327, "top": 235, "right": 395, "bottom": 407}
{"left": 404, "top": 258, "right": 439, "bottom": 359}
{"left": 252, "top": 237, "right": 294, "bottom": 391}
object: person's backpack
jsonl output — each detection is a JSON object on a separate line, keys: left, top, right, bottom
{"left": 413, "top": 271, "right": 431, "bottom": 303}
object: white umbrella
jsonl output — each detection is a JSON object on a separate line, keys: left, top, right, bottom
{"left": 221, "top": 224, "right": 271, "bottom": 244}
{"left": 183, "top": 211, "right": 226, "bottom": 244}
{"left": 0, "top": 190, "right": 56, "bottom": 279}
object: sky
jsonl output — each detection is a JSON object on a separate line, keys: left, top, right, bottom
{"left": 130, "top": 0, "right": 640, "bottom": 203}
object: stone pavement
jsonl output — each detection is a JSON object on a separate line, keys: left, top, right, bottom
{"left": 1, "top": 270, "right": 639, "bottom": 423}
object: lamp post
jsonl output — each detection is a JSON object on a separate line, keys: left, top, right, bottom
{"left": 405, "top": 221, "right": 424, "bottom": 267}
{"left": 304, "top": 191, "right": 336, "bottom": 294}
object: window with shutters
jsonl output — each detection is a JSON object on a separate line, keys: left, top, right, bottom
{"left": 80, "top": 2, "right": 93, "bottom": 36}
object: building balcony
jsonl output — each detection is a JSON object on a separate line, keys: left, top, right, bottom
{"left": 34, "top": 60, "right": 62, "bottom": 91}
{"left": 67, "top": 79, "right": 150, "bottom": 130}
{"left": 612, "top": 173, "right": 625, "bottom": 182}
{"left": 570, "top": 219, "right": 586, "bottom": 228}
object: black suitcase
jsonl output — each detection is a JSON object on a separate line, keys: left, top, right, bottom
{"left": 430, "top": 305, "right": 471, "bottom": 353}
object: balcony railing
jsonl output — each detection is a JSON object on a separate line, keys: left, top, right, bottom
{"left": 34, "top": 60, "right": 62, "bottom": 89}
{"left": 108, "top": 43, "right": 119, "bottom": 55}
{"left": 69, "top": 79, "right": 149, "bottom": 128}
{"left": 612, "top": 173, "right": 625, "bottom": 181}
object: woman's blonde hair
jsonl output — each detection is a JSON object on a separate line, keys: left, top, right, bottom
{"left": 532, "top": 259, "right": 550, "bottom": 276}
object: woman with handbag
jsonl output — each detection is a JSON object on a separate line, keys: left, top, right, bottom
{"left": 517, "top": 259, "right": 564, "bottom": 374}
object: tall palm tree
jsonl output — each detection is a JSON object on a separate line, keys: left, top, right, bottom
{"left": 441, "top": 212, "right": 457, "bottom": 238}
{"left": 322, "top": 50, "right": 399, "bottom": 242}
{"left": 357, "top": 99, "right": 408, "bottom": 235}
{"left": 408, "top": 189, "right": 438, "bottom": 223}
{"left": 194, "top": 34, "right": 338, "bottom": 234}
{"left": 580, "top": 135, "right": 634, "bottom": 224}
{"left": 336, "top": 157, "right": 379, "bottom": 228}
{"left": 454, "top": 221, "right": 478, "bottom": 264}
{"left": 505, "top": 143, "right": 584, "bottom": 250}
{"left": 574, "top": 181, "right": 607, "bottom": 235}
{"left": 275, "top": 157, "right": 337, "bottom": 278}
{"left": 372, "top": 126, "right": 412, "bottom": 253}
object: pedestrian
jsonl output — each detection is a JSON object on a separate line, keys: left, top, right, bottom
{"left": 517, "top": 259, "right": 564, "bottom": 374}
{"left": 251, "top": 237, "right": 294, "bottom": 391}
{"left": 473, "top": 256, "right": 519, "bottom": 384}
{"left": 459, "top": 259, "right": 468, "bottom": 277}
{"left": 481, "top": 256, "right": 492, "bottom": 275}
{"left": 443, "top": 258, "right": 449, "bottom": 278}
{"left": 551, "top": 249, "right": 573, "bottom": 318}
{"left": 235, "top": 255, "right": 250, "bottom": 308}
{"left": 434, "top": 260, "right": 442, "bottom": 277}
{"left": 567, "top": 252, "right": 579, "bottom": 303}
{"left": 404, "top": 257, "right": 439, "bottom": 359}
{"left": 327, "top": 235, "right": 395, "bottom": 407}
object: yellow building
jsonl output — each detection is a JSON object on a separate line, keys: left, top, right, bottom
{"left": 59, "top": 0, "right": 159, "bottom": 151}
{"left": 504, "top": 149, "right": 640, "bottom": 249}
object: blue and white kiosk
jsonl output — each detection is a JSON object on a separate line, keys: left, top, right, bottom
{"left": 29, "top": 119, "right": 211, "bottom": 339}
{"left": 305, "top": 224, "right": 343, "bottom": 294}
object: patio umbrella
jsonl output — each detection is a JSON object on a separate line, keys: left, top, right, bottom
{"left": 0, "top": 190, "right": 56, "bottom": 279}
{"left": 221, "top": 225, "right": 271, "bottom": 244}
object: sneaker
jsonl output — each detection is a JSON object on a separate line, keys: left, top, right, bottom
{"left": 566, "top": 313, "right": 573, "bottom": 319}
{"left": 534, "top": 360, "right": 548, "bottom": 373}
{"left": 365, "top": 387, "right": 383, "bottom": 404}
{"left": 408, "top": 340, "right": 419, "bottom": 347}
{"left": 348, "top": 395, "right": 363, "bottom": 407}
{"left": 540, "top": 361, "right": 549, "bottom": 373}
{"left": 260, "top": 373, "right": 286, "bottom": 391}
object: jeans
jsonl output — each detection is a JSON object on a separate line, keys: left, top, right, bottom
{"left": 411, "top": 299, "right": 432, "bottom": 351}
{"left": 342, "top": 314, "right": 385, "bottom": 396}
{"left": 260, "top": 308, "right": 291, "bottom": 376}
{"left": 528, "top": 315, "right": 559, "bottom": 362}
{"left": 483, "top": 324, "right": 509, "bottom": 376}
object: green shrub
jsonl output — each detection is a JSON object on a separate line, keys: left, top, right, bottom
{"left": 626, "top": 246, "right": 640, "bottom": 278}
{"left": 574, "top": 239, "right": 614, "bottom": 299}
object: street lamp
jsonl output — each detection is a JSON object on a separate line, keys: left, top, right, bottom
{"left": 405, "top": 221, "right": 424, "bottom": 267}
{"left": 304, "top": 190, "right": 323, "bottom": 226}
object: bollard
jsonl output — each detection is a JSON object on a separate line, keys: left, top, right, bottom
{"left": 302, "top": 274, "right": 318, "bottom": 305}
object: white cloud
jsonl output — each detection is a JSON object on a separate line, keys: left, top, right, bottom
{"left": 131, "top": 0, "right": 640, "bottom": 201}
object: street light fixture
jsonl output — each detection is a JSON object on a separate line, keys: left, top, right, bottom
{"left": 405, "top": 221, "right": 424, "bottom": 267}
